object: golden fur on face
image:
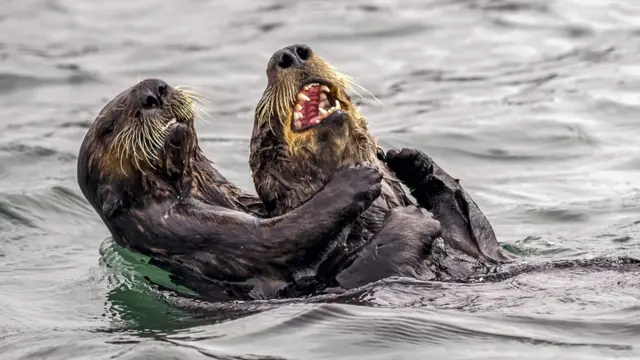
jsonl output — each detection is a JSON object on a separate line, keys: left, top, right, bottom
{"left": 254, "top": 48, "right": 373, "bottom": 154}
{"left": 95, "top": 85, "right": 205, "bottom": 178}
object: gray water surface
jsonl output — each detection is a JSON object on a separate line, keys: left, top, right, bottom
{"left": 1, "top": 0, "right": 640, "bottom": 359}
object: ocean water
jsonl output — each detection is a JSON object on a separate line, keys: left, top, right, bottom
{"left": 1, "top": 0, "right": 640, "bottom": 359}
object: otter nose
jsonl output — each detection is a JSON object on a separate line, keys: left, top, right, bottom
{"left": 139, "top": 79, "right": 168, "bottom": 109}
{"left": 275, "top": 44, "right": 312, "bottom": 70}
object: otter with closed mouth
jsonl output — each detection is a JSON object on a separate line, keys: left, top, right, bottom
{"left": 249, "top": 45, "right": 516, "bottom": 289}
{"left": 77, "top": 78, "right": 385, "bottom": 301}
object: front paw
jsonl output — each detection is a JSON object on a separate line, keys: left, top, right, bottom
{"left": 330, "top": 162, "right": 383, "bottom": 214}
{"left": 165, "top": 122, "right": 191, "bottom": 149}
{"left": 385, "top": 148, "right": 434, "bottom": 189}
{"left": 165, "top": 123, "right": 192, "bottom": 178}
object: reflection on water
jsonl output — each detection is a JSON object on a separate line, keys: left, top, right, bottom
{"left": 1, "top": 0, "right": 640, "bottom": 359}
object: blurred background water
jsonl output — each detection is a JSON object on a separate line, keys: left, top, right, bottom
{"left": 1, "top": 0, "right": 640, "bottom": 359}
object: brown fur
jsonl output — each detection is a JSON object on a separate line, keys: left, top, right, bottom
{"left": 250, "top": 45, "right": 418, "bottom": 282}
{"left": 78, "top": 78, "right": 385, "bottom": 300}
{"left": 249, "top": 45, "right": 514, "bottom": 287}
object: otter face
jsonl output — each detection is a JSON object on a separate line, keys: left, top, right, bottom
{"left": 254, "top": 44, "right": 365, "bottom": 151}
{"left": 88, "top": 78, "right": 200, "bottom": 178}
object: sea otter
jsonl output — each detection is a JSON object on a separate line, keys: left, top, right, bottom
{"left": 76, "top": 78, "right": 387, "bottom": 301}
{"left": 249, "top": 45, "right": 516, "bottom": 289}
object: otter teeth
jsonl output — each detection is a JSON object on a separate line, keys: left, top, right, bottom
{"left": 303, "top": 82, "right": 320, "bottom": 91}
{"left": 294, "top": 83, "right": 340, "bottom": 129}
{"left": 163, "top": 118, "right": 177, "bottom": 131}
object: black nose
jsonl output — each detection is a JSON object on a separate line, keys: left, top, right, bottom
{"left": 139, "top": 79, "right": 169, "bottom": 109}
{"left": 274, "top": 44, "right": 312, "bottom": 70}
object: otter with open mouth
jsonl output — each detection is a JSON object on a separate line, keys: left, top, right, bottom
{"left": 250, "top": 45, "right": 516, "bottom": 289}
{"left": 77, "top": 78, "right": 385, "bottom": 301}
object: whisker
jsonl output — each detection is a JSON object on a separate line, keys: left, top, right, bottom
{"left": 176, "top": 86, "right": 211, "bottom": 104}
{"left": 118, "top": 129, "right": 130, "bottom": 177}
{"left": 324, "top": 64, "right": 384, "bottom": 107}
{"left": 182, "top": 91, "right": 211, "bottom": 104}
{"left": 193, "top": 103, "right": 212, "bottom": 124}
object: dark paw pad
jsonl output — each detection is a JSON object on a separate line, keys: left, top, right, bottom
{"left": 332, "top": 162, "right": 383, "bottom": 214}
{"left": 335, "top": 162, "right": 383, "bottom": 186}
{"left": 166, "top": 122, "right": 191, "bottom": 148}
{"left": 385, "top": 148, "right": 434, "bottom": 188}
{"left": 323, "top": 110, "right": 350, "bottom": 127}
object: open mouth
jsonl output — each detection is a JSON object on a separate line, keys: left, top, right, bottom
{"left": 291, "top": 81, "right": 342, "bottom": 132}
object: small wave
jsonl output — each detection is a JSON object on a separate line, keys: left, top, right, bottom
{"left": 0, "top": 185, "right": 95, "bottom": 232}
{"left": 0, "top": 70, "right": 100, "bottom": 94}
{"left": 0, "top": 143, "right": 76, "bottom": 163}
{"left": 0, "top": 201, "right": 37, "bottom": 228}
{"left": 158, "top": 300, "right": 639, "bottom": 360}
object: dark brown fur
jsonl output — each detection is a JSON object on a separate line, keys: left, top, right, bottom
{"left": 77, "top": 78, "right": 385, "bottom": 300}
{"left": 250, "top": 45, "right": 515, "bottom": 289}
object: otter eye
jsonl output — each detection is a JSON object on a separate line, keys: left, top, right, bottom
{"left": 278, "top": 53, "right": 294, "bottom": 69}
{"left": 296, "top": 46, "right": 310, "bottom": 61}
{"left": 96, "top": 119, "right": 114, "bottom": 137}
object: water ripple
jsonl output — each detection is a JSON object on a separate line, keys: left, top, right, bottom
{"left": 2, "top": 0, "right": 640, "bottom": 359}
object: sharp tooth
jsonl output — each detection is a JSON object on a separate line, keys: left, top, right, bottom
{"left": 304, "top": 85, "right": 311, "bottom": 90}
{"left": 335, "top": 100, "right": 341, "bottom": 110}
{"left": 320, "top": 92, "right": 327, "bottom": 101}
{"left": 298, "top": 93, "right": 310, "bottom": 102}
{"left": 319, "top": 100, "right": 329, "bottom": 108}
{"left": 321, "top": 85, "right": 330, "bottom": 93}
{"left": 294, "top": 112, "right": 303, "bottom": 121}
{"left": 319, "top": 108, "right": 328, "bottom": 117}
{"left": 294, "top": 104, "right": 302, "bottom": 112}
{"left": 294, "top": 120, "right": 302, "bottom": 130}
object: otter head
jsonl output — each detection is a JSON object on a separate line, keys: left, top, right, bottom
{"left": 252, "top": 44, "right": 378, "bottom": 172}
{"left": 77, "top": 78, "right": 204, "bottom": 217}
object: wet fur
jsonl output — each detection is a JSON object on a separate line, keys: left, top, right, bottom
{"left": 250, "top": 45, "right": 514, "bottom": 288}
{"left": 77, "top": 78, "right": 384, "bottom": 300}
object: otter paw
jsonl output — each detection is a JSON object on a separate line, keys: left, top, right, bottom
{"left": 323, "top": 110, "right": 349, "bottom": 127}
{"left": 385, "top": 148, "right": 434, "bottom": 189}
{"left": 165, "top": 122, "right": 191, "bottom": 148}
{"left": 165, "top": 123, "right": 192, "bottom": 178}
{"left": 331, "top": 163, "right": 383, "bottom": 214}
